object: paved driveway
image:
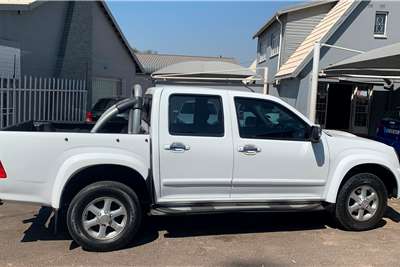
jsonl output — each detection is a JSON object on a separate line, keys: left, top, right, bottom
{"left": 0, "top": 200, "right": 400, "bottom": 266}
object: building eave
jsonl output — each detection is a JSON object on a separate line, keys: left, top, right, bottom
{"left": 0, "top": 0, "right": 44, "bottom": 11}
{"left": 253, "top": 0, "right": 338, "bottom": 39}
{"left": 288, "top": 0, "right": 361, "bottom": 79}
{"left": 99, "top": 1, "right": 145, "bottom": 74}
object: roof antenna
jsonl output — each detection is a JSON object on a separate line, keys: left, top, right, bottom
{"left": 243, "top": 84, "right": 255, "bottom": 93}
{"left": 242, "top": 79, "right": 255, "bottom": 93}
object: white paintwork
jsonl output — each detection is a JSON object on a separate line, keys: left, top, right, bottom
{"left": 158, "top": 88, "right": 233, "bottom": 200}
{"left": 0, "top": 86, "right": 399, "bottom": 210}
{"left": 229, "top": 91, "right": 329, "bottom": 201}
{"left": 0, "top": 132, "right": 149, "bottom": 208}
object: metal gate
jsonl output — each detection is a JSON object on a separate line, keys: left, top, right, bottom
{"left": 0, "top": 76, "right": 87, "bottom": 129}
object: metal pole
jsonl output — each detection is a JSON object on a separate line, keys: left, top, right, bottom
{"left": 309, "top": 42, "right": 320, "bottom": 123}
{"left": 131, "top": 84, "right": 142, "bottom": 134}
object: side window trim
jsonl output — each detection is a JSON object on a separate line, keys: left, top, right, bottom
{"left": 234, "top": 96, "right": 311, "bottom": 141}
{"left": 168, "top": 93, "right": 225, "bottom": 137}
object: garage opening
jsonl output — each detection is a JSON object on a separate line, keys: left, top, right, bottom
{"left": 325, "top": 83, "right": 353, "bottom": 130}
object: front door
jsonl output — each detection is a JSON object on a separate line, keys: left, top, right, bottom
{"left": 231, "top": 96, "right": 329, "bottom": 200}
{"left": 350, "top": 86, "right": 371, "bottom": 135}
{"left": 158, "top": 90, "right": 233, "bottom": 201}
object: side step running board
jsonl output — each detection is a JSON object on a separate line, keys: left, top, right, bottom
{"left": 150, "top": 201, "right": 323, "bottom": 215}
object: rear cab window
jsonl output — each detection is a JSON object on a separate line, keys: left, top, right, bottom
{"left": 168, "top": 94, "right": 224, "bottom": 137}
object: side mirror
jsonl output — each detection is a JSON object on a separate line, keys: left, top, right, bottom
{"left": 310, "top": 125, "right": 322, "bottom": 143}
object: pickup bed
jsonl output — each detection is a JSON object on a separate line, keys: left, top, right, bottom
{"left": 0, "top": 86, "right": 399, "bottom": 251}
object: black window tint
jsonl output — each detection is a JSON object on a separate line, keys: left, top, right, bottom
{"left": 235, "top": 97, "right": 309, "bottom": 140}
{"left": 141, "top": 94, "right": 152, "bottom": 126}
{"left": 92, "top": 98, "right": 119, "bottom": 111}
{"left": 169, "top": 94, "right": 224, "bottom": 137}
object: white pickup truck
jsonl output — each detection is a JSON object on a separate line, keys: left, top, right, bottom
{"left": 0, "top": 86, "right": 399, "bottom": 251}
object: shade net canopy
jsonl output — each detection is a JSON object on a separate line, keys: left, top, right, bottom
{"left": 324, "top": 42, "right": 400, "bottom": 77}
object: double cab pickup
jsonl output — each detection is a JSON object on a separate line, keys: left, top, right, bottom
{"left": 0, "top": 86, "right": 399, "bottom": 251}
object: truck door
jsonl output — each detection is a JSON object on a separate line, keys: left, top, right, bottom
{"left": 231, "top": 95, "right": 329, "bottom": 200}
{"left": 158, "top": 89, "right": 233, "bottom": 200}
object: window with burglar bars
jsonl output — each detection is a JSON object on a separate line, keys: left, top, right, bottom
{"left": 270, "top": 32, "right": 279, "bottom": 57}
{"left": 258, "top": 33, "right": 267, "bottom": 63}
{"left": 374, "top": 11, "right": 388, "bottom": 37}
{"left": 316, "top": 84, "right": 329, "bottom": 128}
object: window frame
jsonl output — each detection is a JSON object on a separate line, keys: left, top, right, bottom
{"left": 374, "top": 11, "right": 388, "bottom": 38}
{"left": 234, "top": 97, "right": 311, "bottom": 142}
{"left": 270, "top": 31, "right": 279, "bottom": 58}
{"left": 168, "top": 93, "right": 225, "bottom": 137}
{"left": 258, "top": 32, "right": 267, "bottom": 63}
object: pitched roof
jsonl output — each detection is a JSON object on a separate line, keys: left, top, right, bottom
{"left": 0, "top": 0, "right": 144, "bottom": 73}
{"left": 276, "top": 0, "right": 358, "bottom": 79}
{"left": 253, "top": 0, "right": 337, "bottom": 38}
{"left": 135, "top": 53, "right": 237, "bottom": 74}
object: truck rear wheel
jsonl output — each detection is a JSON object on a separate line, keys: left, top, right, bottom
{"left": 67, "top": 181, "right": 142, "bottom": 251}
{"left": 335, "top": 173, "right": 387, "bottom": 231}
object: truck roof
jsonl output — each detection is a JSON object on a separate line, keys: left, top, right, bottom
{"left": 145, "top": 86, "right": 264, "bottom": 97}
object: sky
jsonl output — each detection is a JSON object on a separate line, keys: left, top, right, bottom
{"left": 107, "top": 1, "right": 300, "bottom": 66}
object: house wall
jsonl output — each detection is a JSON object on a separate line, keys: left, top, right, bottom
{"left": 282, "top": 3, "right": 334, "bottom": 65}
{"left": 91, "top": 3, "right": 137, "bottom": 104}
{"left": 279, "top": 0, "right": 400, "bottom": 135}
{"left": 256, "top": 21, "right": 280, "bottom": 84}
{"left": 318, "top": 1, "right": 400, "bottom": 75}
{"left": 0, "top": 1, "right": 68, "bottom": 77}
{"left": 0, "top": 1, "right": 139, "bottom": 109}
{"left": 58, "top": 1, "right": 92, "bottom": 81}
{"left": 256, "top": 3, "right": 335, "bottom": 106}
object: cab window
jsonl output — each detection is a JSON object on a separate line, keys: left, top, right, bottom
{"left": 169, "top": 94, "right": 224, "bottom": 137}
{"left": 234, "top": 97, "right": 309, "bottom": 140}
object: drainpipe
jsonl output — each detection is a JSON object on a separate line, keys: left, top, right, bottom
{"left": 276, "top": 15, "right": 283, "bottom": 73}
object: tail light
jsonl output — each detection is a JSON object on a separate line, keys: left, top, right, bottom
{"left": 0, "top": 161, "right": 7, "bottom": 179}
{"left": 86, "top": 112, "right": 94, "bottom": 122}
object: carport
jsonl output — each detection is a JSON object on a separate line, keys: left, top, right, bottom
{"left": 309, "top": 42, "right": 400, "bottom": 135}
{"left": 323, "top": 42, "right": 400, "bottom": 81}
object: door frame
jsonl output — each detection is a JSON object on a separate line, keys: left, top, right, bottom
{"left": 350, "top": 85, "right": 372, "bottom": 135}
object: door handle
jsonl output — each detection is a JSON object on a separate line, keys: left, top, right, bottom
{"left": 164, "top": 142, "right": 190, "bottom": 152}
{"left": 238, "top": 144, "right": 261, "bottom": 155}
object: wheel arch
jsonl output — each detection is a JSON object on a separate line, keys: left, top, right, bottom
{"left": 57, "top": 164, "right": 151, "bottom": 213}
{"left": 325, "top": 162, "right": 398, "bottom": 203}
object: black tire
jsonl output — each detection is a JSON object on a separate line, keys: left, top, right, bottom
{"left": 67, "top": 181, "right": 142, "bottom": 251}
{"left": 335, "top": 173, "right": 387, "bottom": 231}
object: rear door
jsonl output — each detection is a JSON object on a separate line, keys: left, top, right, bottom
{"left": 158, "top": 88, "right": 233, "bottom": 201}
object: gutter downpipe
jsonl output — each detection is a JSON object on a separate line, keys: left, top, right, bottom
{"left": 276, "top": 15, "right": 283, "bottom": 73}
{"left": 265, "top": 15, "right": 283, "bottom": 94}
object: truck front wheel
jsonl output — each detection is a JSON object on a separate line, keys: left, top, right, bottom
{"left": 67, "top": 181, "right": 142, "bottom": 251}
{"left": 335, "top": 173, "right": 388, "bottom": 231}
